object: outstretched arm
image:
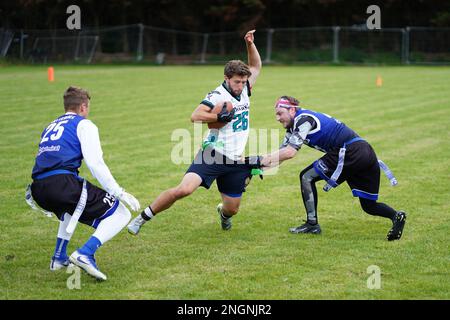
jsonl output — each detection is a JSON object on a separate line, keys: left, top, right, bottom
{"left": 244, "top": 30, "right": 262, "bottom": 87}
{"left": 261, "top": 145, "right": 298, "bottom": 169}
{"left": 261, "top": 120, "right": 313, "bottom": 169}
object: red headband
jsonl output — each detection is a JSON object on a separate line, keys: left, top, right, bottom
{"left": 275, "top": 98, "right": 297, "bottom": 109}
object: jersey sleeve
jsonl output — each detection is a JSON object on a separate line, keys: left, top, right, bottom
{"left": 294, "top": 115, "right": 316, "bottom": 131}
{"left": 77, "top": 119, "right": 122, "bottom": 197}
{"left": 280, "top": 131, "right": 292, "bottom": 149}
{"left": 286, "top": 116, "right": 315, "bottom": 150}
{"left": 200, "top": 90, "right": 222, "bottom": 109}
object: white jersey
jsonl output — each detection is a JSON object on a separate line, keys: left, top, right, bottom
{"left": 201, "top": 81, "right": 251, "bottom": 161}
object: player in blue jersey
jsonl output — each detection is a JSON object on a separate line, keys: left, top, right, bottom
{"left": 28, "top": 86, "right": 140, "bottom": 280}
{"left": 258, "top": 96, "right": 406, "bottom": 241}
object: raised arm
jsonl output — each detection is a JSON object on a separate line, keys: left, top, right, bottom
{"left": 244, "top": 30, "right": 262, "bottom": 87}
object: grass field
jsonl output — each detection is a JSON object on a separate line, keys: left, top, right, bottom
{"left": 0, "top": 65, "right": 449, "bottom": 300}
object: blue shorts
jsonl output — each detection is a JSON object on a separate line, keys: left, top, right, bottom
{"left": 186, "top": 148, "right": 253, "bottom": 197}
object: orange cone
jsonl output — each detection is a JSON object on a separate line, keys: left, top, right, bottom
{"left": 376, "top": 75, "right": 383, "bottom": 87}
{"left": 48, "top": 67, "right": 55, "bottom": 82}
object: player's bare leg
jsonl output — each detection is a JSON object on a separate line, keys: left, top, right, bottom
{"left": 217, "top": 193, "right": 241, "bottom": 230}
{"left": 151, "top": 173, "right": 202, "bottom": 212}
{"left": 127, "top": 173, "right": 202, "bottom": 235}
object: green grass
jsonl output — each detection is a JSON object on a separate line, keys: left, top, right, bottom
{"left": 0, "top": 65, "right": 449, "bottom": 299}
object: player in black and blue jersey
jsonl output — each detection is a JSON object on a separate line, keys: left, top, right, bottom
{"left": 28, "top": 86, "right": 140, "bottom": 280}
{"left": 258, "top": 96, "right": 406, "bottom": 241}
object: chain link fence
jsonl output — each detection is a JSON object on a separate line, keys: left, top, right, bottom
{"left": 2, "top": 24, "right": 449, "bottom": 64}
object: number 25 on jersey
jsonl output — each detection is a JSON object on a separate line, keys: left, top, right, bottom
{"left": 40, "top": 120, "right": 68, "bottom": 144}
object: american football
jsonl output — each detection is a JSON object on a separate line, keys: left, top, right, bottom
{"left": 208, "top": 101, "right": 234, "bottom": 129}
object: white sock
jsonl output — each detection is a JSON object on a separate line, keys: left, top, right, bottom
{"left": 93, "top": 202, "right": 131, "bottom": 244}
{"left": 57, "top": 212, "right": 73, "bottom": 241}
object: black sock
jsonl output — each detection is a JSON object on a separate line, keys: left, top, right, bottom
{"left": 140, "top": 206, "right": 154, "bottom": 221}
{"left": 360, "top": 198, "right": 396, "bottom": 221}
{"left": 221, "top": 212, "right": 232, "bottom": 220}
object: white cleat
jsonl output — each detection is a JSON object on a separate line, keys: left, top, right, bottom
{"left": 127, "top": 215, "right": 146, "bottom": 235}
{"left": 69, "top": 250, "right": 107, "bottom": 281}
{"left": 50, "top": 256, "right": 70, "bottom": 271}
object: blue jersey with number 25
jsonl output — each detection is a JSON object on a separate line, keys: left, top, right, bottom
{"left": 32, "top": 114, "right": 85, "bottom": 179}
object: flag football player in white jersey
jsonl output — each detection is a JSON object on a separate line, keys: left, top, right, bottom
{"left": 29, "top": 86, "right": 140, "bottom": 280}
{"left": 128, "top": 30, "right": 262, "bottom": 234}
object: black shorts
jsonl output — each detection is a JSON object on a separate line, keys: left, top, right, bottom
{"left": 31, "top": 174, "right": 119, "bottom": 228}
{"left": 313, "top": 140, "right": 380, "bottom": 200}
{"left": 186, "top": 148, "right": 253, "bottom": 197}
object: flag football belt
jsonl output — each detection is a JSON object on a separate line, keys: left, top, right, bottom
{"left": 33, "top": 169, "right": 78, "bottom": 180}
{"left": 323, "top": 138, "right": 398, "bottom": 192}
{"left": 200, "top": 144, "right": 242, "bottom": 165}
{"left": 25, "top": 184, "right": 53, "bottom": 217}
{"left": 201, "top": 140, "right": 224, "bottom": 151}
{"left": 200, "top": 144, "right": 264, "bottom": 178}
{"left": 65, "top": 178, "right": 88, "bottom": 234}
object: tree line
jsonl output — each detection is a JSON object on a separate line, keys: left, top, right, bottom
{"left": 1, "top": 0, "right": 449, "bottom": 32}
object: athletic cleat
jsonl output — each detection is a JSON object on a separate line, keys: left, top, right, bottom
{"left": 289, "top": 221, "right": 322, "bottom": 234}
{"left": 217, "top": 203, "right": 232, "bottom": 231}
{"left": 387, "top": 211, "right": 406, "bottom": 241}
{"left": 69, "top": 250, "right": 107, "bottom": 281}
{"left": 50, "top": 256, "right": 70, "bottom": 271}
{"left": 127, "top": 215, "right": 146, "bottom": 235}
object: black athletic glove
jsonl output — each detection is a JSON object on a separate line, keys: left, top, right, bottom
{"left": 244, "top": 155, "right": 263, "bottom": 169}
{"left": 217, "top": 103, "right": 235, "bottom": 123}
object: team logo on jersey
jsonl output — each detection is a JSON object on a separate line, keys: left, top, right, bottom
{"left": 37, "top": 145, "right": 61, "bottom": 156}
{"left": 234, "top": 103, "right": 249, "bottom": 112}
{"left": 207, "top": 90, "right": 221, "bottom": 99}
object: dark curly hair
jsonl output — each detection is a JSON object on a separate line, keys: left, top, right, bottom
{"left": 224, "top": 60, "right": 252, "bottom": 78}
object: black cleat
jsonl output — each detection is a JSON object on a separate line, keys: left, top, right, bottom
{"left": 289, "top": 221, "right": 322, "bottom": 234}
{"left": 217, "top": 204, "right": 232, "bottom": 231}
{"left": 387, "top": 211, "right": 406, "bottom": 241}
